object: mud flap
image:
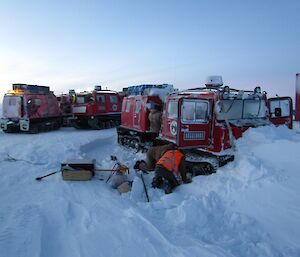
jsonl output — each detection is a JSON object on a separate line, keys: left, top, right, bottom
{"left": 20, "top": 119, "right": 30, "bottom": 131}
{"left": 0, "top": 119, "right": 8, "bottom": 131}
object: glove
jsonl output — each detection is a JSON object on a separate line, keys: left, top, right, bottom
{"left": 134, "top": 161, "right": 141, "bottom": 170}
{"left": 152, "top": 177, "right": 163, "bottom": 188}
{"left": 183, "top": 177, "right": 192, "bottom": 184}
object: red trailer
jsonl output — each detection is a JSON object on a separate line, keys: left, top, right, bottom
{"left": 70, "top": 86, "right": 123, "bottom": 129}
{"left": 0, "top": 84, "right": 62, "bottom": 133}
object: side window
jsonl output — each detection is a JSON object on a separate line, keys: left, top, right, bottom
{"left": 216, "top": 100, "right": 243, "bottom": 120}
{"left": 125, "top": 100, "right": 131, "bottom": 112}
{"left": 48, "top": 96, "right": 54, "bottom": 105}
{"left": 244, "top": 100, "right": 266, "bottom": 118}
{"left": 34, "top": 99, "right": 42, "bottom": 106}
{"left": 167, "top": 100, "right": 178, "bottom": 118}
{"left": 134, "top": 100, "right": 141, "bottom": 113}
{"left": 110, "top": 95, "right": 118, "bottom": 104}
{"left": 96, "top": 95, "right": 105, "bottom": 103}
{"left": 182, "top": 100, "right": 208, "bottom": 123}
{"left": 76, "top": 96, "right": 85, "bottom": 104}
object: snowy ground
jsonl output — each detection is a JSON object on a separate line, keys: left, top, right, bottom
{"left": 0, "top": 124, "right": 300, "bottom": 257}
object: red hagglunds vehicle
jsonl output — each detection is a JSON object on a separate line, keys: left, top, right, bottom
{"left": 118, "top": 77, "right": 293, "bottom": 175}
{"left": 70, "top": 85, "right": 124, "bottom": 129}
{"left": 0, "top": 84, "right": 62, "bottom": 133}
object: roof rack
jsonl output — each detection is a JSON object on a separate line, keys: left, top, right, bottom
{"left": 12, "top": 84, "right": 50, "bottom": 94}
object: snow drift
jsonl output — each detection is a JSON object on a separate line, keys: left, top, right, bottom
{"left": 0, "top": 125, "right": 299, "bottom": 257}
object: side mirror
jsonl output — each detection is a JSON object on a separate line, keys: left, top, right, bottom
{"left": 274, "top": 107, "right": 282, "bottom": 117}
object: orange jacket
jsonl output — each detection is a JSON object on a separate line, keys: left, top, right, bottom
{"left": 157, "top": 150, "right": 184, "bottom": 176}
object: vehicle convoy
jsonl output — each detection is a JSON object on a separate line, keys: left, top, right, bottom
{"left": 0, "top": 84, "right": 62, "bottom": 133}
{"left": 117, "top": 77, "right": 293, "bottom": 175}
{"left": 70, "top": 86, "right": 124, "bottom": 129}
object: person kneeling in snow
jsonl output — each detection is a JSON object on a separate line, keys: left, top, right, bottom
{"left": 134, "top": 143, "right": 175, "bottom": 172}
{"left": 152, "top": 146, "right": 191, "bottom": 194}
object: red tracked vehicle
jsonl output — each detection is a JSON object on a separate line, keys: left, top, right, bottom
{"left": 70, "top": 86, "right": 124, "bottom": 129}
{"left": 161, "top": 77, "right": 292, "bottom": 173}
{"left": 118, "top": 77, "right": 293, "bottom": 174}
{"left": 0, "top": 84, "right": 62, "bottom": 133}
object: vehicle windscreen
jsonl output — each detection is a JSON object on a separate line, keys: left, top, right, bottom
{"left": 216, "top": 99, "right": 267, "bottom": 120}
{"left": 3, "top": 95, "right": 22, "bottom": 118}
{"left": 76, "top": 94, "right": 92, "bottom": 104}
{"left": 181, "top": 100, "right": 208, "bottom": 124}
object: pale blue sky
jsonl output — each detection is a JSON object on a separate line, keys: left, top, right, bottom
{"left": 0, "top": 0, "right": 299, "bottom": 100}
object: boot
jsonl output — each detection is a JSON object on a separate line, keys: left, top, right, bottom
{"left": 163, "top": 180, "right": 172, "bottom": 194}
{"left": 152, "top": 177, "right": 163, "bottom": 189}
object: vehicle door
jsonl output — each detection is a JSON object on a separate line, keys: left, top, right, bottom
{"left": 268, "top": 97, "right": 293, "bottom": 129}
{"left": 133, "top": 99, "right": 141, "bottom": 129}
{"left": 96, "top": 94, "right": 106, "bottom": 114}
{"left": 178, "top": 98, "right": 212, "bottom": 147}
{"left": 160, "top": 99, "right": 179, "bottom": 144}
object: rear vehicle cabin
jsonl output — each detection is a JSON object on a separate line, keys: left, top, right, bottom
{"left": 117, "top": 84, "right": 175, "bottom": 149}
{"left": 70, "top": 85, "right": 123, "bottom": 129}
{"left": 0, "top": 84, "right": 62, "bottom": 133}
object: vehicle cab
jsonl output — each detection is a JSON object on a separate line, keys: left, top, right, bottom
{"left": 160, "top": 77, "right": 274, "bottom": 153}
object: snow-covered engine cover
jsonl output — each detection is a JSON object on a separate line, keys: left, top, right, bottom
{"left": 205, "top": 76, "right": 223, "bottom": 88}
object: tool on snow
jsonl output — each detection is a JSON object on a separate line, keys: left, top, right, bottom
{"left": 105, "top": 156, "right": 129, "bottom": 183}
{"left": 36, "top": 170, "right": 61, "bottom": 181}
{"left": 134, "top": 168, "right": 150, "bottom": 202}
{"left": 105, "top": 164, "right": 129, "bottom": 183}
